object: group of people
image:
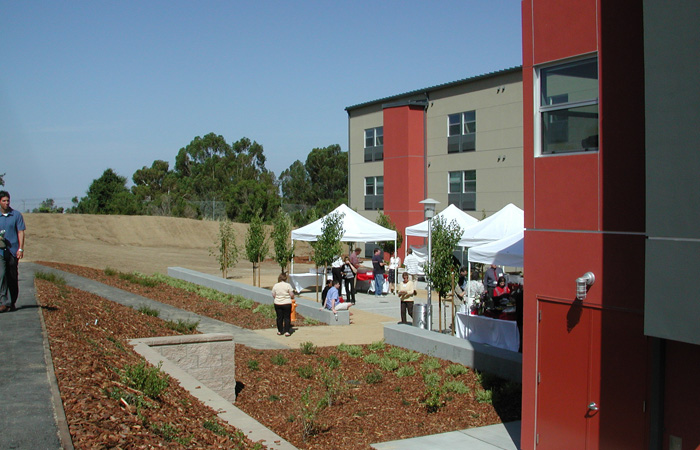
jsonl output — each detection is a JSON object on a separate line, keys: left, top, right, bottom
{"left": 274, "top": 244, "right": 518, "bottom": 335}
{"left": 0, "top": 191, "right": 26, "bottom": 314}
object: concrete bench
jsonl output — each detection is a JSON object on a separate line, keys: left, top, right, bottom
{"left": 383, "top": 323, "right": 522, "bottom": 382}
{"left": 167, "top": 267, "right": 350, "bottom": 326}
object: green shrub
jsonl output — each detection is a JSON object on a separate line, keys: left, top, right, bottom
{"left": 253, "top": 304, "right": 276, "bottom": 319}
{"left": 203, "top": 418, "right": 229, "bottom": 436}
{"left": 396, "top": 366, "right": 416, "bottom": 378}
{"left": 150, "top": 422, "right": 181, "bottom": 442}
{"left": 445, "top": 364, "right": 469, "bottom": 377}
{"left": 106, "top": 387, "right": 154, "bottom": 411}
{"left": 271, "top": 353, "right": 288, "bottom": 366}
{"left": 120, "top": 361, "right": 169, "bottom": 399}
{"left": 118, "top": 272, "right": 160, "bottom": 287}
{"left": 165, "top": 319, "right": 198, "bottom": 334}
{"left": 363, "top": 353, "right": 381, "bottom": 365}
{"left": 299, "top": 341, "right": 317, "bottom": 355}
{"left": 423, "top": 385, "right": 444, "bottom": 413}
{"left": 303, "top": 318, "right": 320, "bottom": 326}
{"left": 421, "top": 357, "right": 442, "bottom": 372}
{"left": 324, "top": 355, "right": 341, "bottom": 369}
{"left": 296, "top": 364, "right": 315, "bottom": 379}
{"left": 368, "top": 340, "right": 385, "bottom": 351}
{"left": 337, "top": 343, "right": 364, "bottom": 358}
{"left": 387, "top": 347, "right": 422, "bottom": 363}
{"left": 318, "top": 366, "right": 347, "bottom": 407}
{"left": 247, "top": 359, "right": 260, "bottom": 371}
{"left": 137, "top": 305, "right": 160, "bottom": 317}
{"left": 443, "top": 380, "right": 469, "bottom": 394}
{"left": 299, "top": 386, "right": 324, "bottom": 441}
{"left": 34, "top": 271, "right": 66, "bottom": 285}
{"left": 475, "top": 388, "right": 493, "bottom": 404}
{"left": 104, "top": 267, "right": 118, "bottom": 276}
{"left": 422, "top": 371, "right": 442, "bottom": 387}
{"left": 378, "top": 357, "right": 399, "bottom": 372}
{"left": 365, "top": 370, "right": 383, "bottom": 384}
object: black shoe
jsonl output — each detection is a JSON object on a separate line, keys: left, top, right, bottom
{"left": 9, "top": 305, "right": 16, "bottom": 312}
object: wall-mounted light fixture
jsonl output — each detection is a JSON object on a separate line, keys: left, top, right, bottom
{"left": 576, "top": 272, "right": 595, "bottom": 300}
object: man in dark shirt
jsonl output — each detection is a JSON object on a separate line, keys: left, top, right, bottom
{"left": 483, "top": 264, "right": 505, "bottom": 299}
{"left": 371, "top": 248, "right": 385, "bottom": 297}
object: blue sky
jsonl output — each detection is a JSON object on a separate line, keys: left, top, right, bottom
{"left": 1, "top": 0, "right": 522, "bottom": 211}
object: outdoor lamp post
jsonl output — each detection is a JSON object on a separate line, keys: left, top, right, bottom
{"left": 420, "top": 198, "right": 439, "bottom": 331}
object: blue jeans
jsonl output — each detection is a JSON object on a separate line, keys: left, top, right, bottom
{"left": 374, "top": 273, "right": 384, "bottom": 297}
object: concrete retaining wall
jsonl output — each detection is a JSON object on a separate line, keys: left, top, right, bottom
{"left": 167, "top": 267, "right": 349, "bottom": 326}
{"left": 384, "top": 324, "right": 522, "bottom": 382}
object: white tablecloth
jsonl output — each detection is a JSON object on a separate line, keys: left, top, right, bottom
{"left": 289, "top": 272, "right": 326, "bottom": 293}
{"left": 455, "top": 313, "right": 520, "bottom": 352}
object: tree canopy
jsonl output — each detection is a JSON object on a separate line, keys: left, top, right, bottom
{"left": 279, "top": 144, "right": 347, "bottom": 225}
{"left": 68, "top": 134, "right": 346, "bottom": 225}
{"left": 76, "top": 169, "right": 142, "bottom": 215}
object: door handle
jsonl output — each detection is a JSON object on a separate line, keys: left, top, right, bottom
{"left": 588, "top": 402, "right": 599, "bottom": 411}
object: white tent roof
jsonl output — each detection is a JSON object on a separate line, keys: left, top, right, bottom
{"left": 468, "top": 230, "right": 524, "bottom": 267}
{"left": 458, "top": 203, "right": 524, "bottom": 247}
{"left": 291, "top": 204, "right": 397, "bottom": 242}
{"left": 405, "top": 203, "right": 479, "bottom": 238}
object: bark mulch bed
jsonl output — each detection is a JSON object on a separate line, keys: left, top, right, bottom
{"left": 36, "top": 261, "right": 319, "bottom": 330}
{"left": 34, "top": 263, "right": 521, "bottom": 450}
{"left": 35, "top": 278, "right": 265, "bottom": 449}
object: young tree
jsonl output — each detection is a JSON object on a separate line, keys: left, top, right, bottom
{"left": 272, "top": 209, "right": 295, "bottom": 273}
{"left": 310, "top": 211, "right": 345, "bottom": 301}
{"left": 211, "top": 220, "right": 239, "bottom": 279}
{"left": 424, "top": 216, "right": 463, "bottom": 301}
{"left": 376, "top": 212, "right": 403, "bottom": 254}
{"left": 245, "top": 212, "right": 268, "bottom": 287}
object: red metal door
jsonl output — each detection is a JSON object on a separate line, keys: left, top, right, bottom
{"left": 536, "top": 299, "right": 596, "bottom": 449}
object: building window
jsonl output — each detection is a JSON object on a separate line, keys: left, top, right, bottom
{"left": 364, "top": 127, "right": 383, "bottom": 162}
{"left": 364, "top": 176, "right": 383, "bottom": 210}
{"left": 448, "top": 170, "right": 476, "bottom": 211}
{"left": 537, "top": 57, "right": 599, "bottom": 155}
{"left": 447, "top": 111, "right": 476, "bottom": 153}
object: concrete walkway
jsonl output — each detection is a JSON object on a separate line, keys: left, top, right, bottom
{"left": 3, "top": 262, "right": 520, "bottom": 450}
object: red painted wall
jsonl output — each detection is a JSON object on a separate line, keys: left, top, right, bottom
{"left": 522, "top": 0, "right": 649, "bottom": 449}
{"left": 383, "top": 104, "right": 426, "bottom": 255}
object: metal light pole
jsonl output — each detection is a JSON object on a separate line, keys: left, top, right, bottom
{"left": 420, "top": 198, "right": 439, "bottom": 331}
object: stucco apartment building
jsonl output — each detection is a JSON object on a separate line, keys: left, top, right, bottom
{"left": 345, "top": 67, "right": 523, "bottom": 255}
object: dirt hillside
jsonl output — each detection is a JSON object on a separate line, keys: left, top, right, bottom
{"left": 23, "top": 214, "right": 312, "bottom": 283}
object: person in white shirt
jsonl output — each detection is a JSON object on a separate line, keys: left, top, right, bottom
{"left": 403, "top": 248, "right": 423, "bottom": 281}
{"left": 387, "top": 251, "right": 401, "bottom": 294}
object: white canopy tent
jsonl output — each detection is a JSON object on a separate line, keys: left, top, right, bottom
{"left": 458, "top": 203, "right": 524, "bottom": 248}
{"left": 405, "top": 203, "right": 479, "bottom": 238}
{"left": 404, "top": 203, "right": 479, "bottom": 265}
{"left": 291, "top": 204, "right": 397, "bottom": 243}
{"left": 290, "top": 203, "right": 397, "bottom": 275}
{"left": 467, "top": 230, "right": 524, "bottom": 267}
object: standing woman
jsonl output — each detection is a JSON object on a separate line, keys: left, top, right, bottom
{"left": 397, "top": 272, "right": 416, "bottom": 324}
{"left": 342, "top": 256, "right": 357, "bottom": 304}
{"left": 272, "top": 273, "right": 295, "bottom": 336}
{"left": 387, "top": 251, "right": 401, "bottom": 295}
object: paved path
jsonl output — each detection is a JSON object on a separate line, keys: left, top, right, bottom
{"left": 0, "top": 263, "right": 71, "bottom": 450}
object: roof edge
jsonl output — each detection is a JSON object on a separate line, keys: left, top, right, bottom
{"left": 345, "top": 65, "right": 522, "bottom": 112}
